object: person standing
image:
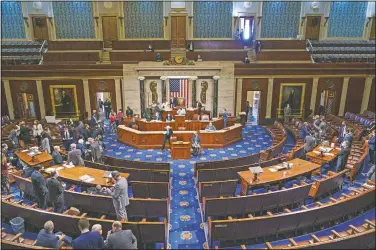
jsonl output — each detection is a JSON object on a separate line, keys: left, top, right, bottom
{"left": 67, "top": 144, "right": 85, "bottom": 166}
{"left": 19, "top": 122, "right": 31, "bottom": 148}
{"left": 8, "top": 125, "right": 19, "bottom": 149}
{"left": 245, "top": 101, "right": 250, "bottom": 120}
{"left": 338, "top": 121, "right": 347, "bottom": 143}
{"left": 125, "top": 106, "right": 133, "bottom": 117}
{"left": 61, "top": 126, "right": 73, "bottom": 151}
{"left": 41, "top": 132, "right": 51, "bottom": 154}
{"left": 91, "top": 110, "right": 98, "bottom": 127}
{"left": 335, "top": 141, "right": 350, "bottom": 172}
{"left": 197, "top": 101, "right": 203, "bottom": 117}
{"left": 98, "top": 108, "right": 105, "bottom": 124}
{"left": 104, "top": 99, "right": 112, "bottom": 119}
{"left": 104, "top": 221, "right": 137, "bottom": 249}
{"left": 344, "top": 129, "right": 353, "bottom": 147}
{"left": 52, "top": 146, "right": 64, "bottom": 165}
{"left": 116, "top": 109, "right": 124, "bottom": 126}
{"left": 1, "top": 153, "right": 10, "bottom": 195}
{"left": 367, "top": 130, "right": 375, "bottom": 165}
{"left": 284, "top": 104, "right": 291, "bottom": 123}
{"left": 47, "top": 170, "right": 65, "bottom": 213}
{"left": 161, "top": 126, "right": 173, "bottom": 152}
{"left": 105, "top": 171, "right": 129, "bottom": 222}
{"left": 31, "top": 168, "right": 48, "bottom": 209}
{"left": 299, "top": 122, "right": 309, "bottom": 140}
{"left": 222, "top": 108, "right": 229, "bottom": 128}
{"left": 191, "top": 132, "right": 201, "bottom": 156}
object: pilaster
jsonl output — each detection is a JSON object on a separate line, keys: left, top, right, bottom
{"left": 266, "top": 78, "right": 274, "bottom": 118}
{"left": 338, "top": 77, "right": 350, "bottom": 117}
{"left": 360, "top": 76, "right": 374, "bottom": 113}
{"left": 82, "top": 79, "right": 91, "bottom": 119}
{"left": 310, "top": 77, "right": 319, "bottom": 115}
{"left": 3, "top": 80, "right": 15, "bottom": 120}
{"left": 36, "top": 80, "right": 46, "bottom": 118}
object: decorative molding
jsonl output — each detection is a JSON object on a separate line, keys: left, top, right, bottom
{"left": 213, "top": 76, "right": 221, "bottom": 80}
{"left": 189, "top": 76, "right": 198, "bottom": 81}
{"left": 160, "top": 76, "right": 167, "bottom": 81}
{"left": 138, "top": 76, "right": 145, "bottom": 81}
{"left": 32, "top": 2, "right": 43, "bottom": 12}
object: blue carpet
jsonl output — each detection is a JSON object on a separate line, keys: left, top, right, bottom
{"left": 103, "top": 124, "right": 273, "bottom": 249}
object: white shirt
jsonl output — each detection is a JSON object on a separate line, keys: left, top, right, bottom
{"left": 177, "top": 109, "right": 186, "bottom": 115}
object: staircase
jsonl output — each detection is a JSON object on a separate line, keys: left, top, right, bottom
{"left": 100, "top": 49, "right": 111, "bottom": 64}
{"left": 247, "top": 48, "right": 257, "bottom": 62}
{"left": 170, "top": 48, "right": 186, "bottom": 59}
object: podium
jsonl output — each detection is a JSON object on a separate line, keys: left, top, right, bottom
{"left": 171, "top": 141, "right": 191, "bottom": 159}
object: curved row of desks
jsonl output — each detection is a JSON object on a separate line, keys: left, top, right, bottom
{"left": 117, "top": 123, "right": 243, "bottom": 149}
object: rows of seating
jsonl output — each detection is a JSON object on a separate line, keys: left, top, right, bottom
{"left": 312, "top": 53, "right": 376, "bottom": 63}
{"left": 13, "top": 175, "right": 168, "bottom": 219}
{"left": 198, "top": 179, "right": 237, "bottom": 201}
{"left": 308, "top": 46, "right": 375, "bottom": 54}
{"left": 207, "top": 183, "right": 375, "bottom": 248}
{"left": 131, "top": 181, "right": 169, "bottom": 199}
{"left": 226, "top": 218, "right": 375, "bottom": 249}
{"left": 309, "top": 40, "right": 375, "bottom": 47}
{"left": 326, "top": 114, "right": 362, "bottom": 140}
{"left": 345, "top": 111, "right": 375, "bottom": 129}
{"left": 1, "top": 228, "right": 47, "bottom": 249}
{"left": 194, "top": 122, "right": 286, "bottom": 172}
{"left": 1, "top": 197, "right": 167, "bottom": 246}
{"left": 346, "top": 134, "right": 370, "bottom": 181}
{"left": 1, "top": 40, "right": 47, "bottom": 65}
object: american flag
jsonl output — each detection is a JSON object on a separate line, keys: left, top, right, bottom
{"left": 169, "top": 78, "right": 189, "bottom": 106}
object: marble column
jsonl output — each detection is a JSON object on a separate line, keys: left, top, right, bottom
{"left": 36, "top": 80, "right": 46, "bottom": 119}
{"left": 3, "top": 80, "right": 15, "bottom": 120}
{"left": 236, "top": 78, "right": 243, "bottom": 115}
{"left": 338, "top": 77, "right": 350, "bottom": 117}
{"left": 82, "top": 79, "right": 91, "bottom": 119}
{"left": 160, "top": 76, "right": 167, "bottom": 103}
{"left": 138, "top": 76, "right": 146, "bottom": 118}
{"left": 310, "top": 77, "right": 319, "bottom": 115}
{"left": 213, "top": 76, "right": 220, "bottom": 118}
{"left": 360, "top": 76, "right": 374, "bottom": 113}
{"left": 266, "top": 78, "right": 274, "bottom": 119}
{"left": 190, "top": 76, "right": 198, "bottom": 108}
{"left": 115, "top": 78, "right": 122, "bottom": 112}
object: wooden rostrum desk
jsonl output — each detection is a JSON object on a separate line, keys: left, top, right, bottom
{"left": 118, "top": 123, "right": 243, "bottom": 149}
{"left": 135, "top": 117, "right": 224, "bottom": 131}
{"left": 15, "top": 150, "right": 53, "bottom": 168}
{"left": 171, "top": 141, "right": 191, "bottom": 160}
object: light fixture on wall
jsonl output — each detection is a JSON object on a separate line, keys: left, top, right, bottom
{"left": 94, "top": 16, "right": 99, "bottom": 26}
{"left": 188, "top": 16, "right": 193, "bottom": 25}
{"left": 23, "top": 17, "right": 29, "bottom": 27}
{"left": 118, "top": 16, "right": 124, "bottom": 26}
{"left": 164, "top": 16, "right": 168, "bottom": 26}
{"left": 300, "top": 16, "right": 306, "bottom": 26}
{"left": 257, "top": 16, "right": 262, "bottom": 25}
{"left": 366, "top": 16, "right": 373, "bottom": 27}
{"left": 311, "top": 2, "right": 320, "bottom": 12}
{"left": 324, "top": 17, "right": 330, "bottom": 26}
{"left": 32, "top": 1, "right": 43, "bottom": 12}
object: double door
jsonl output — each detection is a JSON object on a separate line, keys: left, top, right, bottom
{"left": 171, "top": 16, "right": 186, "bottom": 48}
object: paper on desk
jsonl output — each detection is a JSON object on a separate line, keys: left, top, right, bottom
{"left": 56, "top": 167, "right": 64, "bottom": 171}
{"left": 84, "top": 177, "right": 95, "bottom": 183}
{"left": 79, "top": 175, "right": 92, "bottom": 181}
{"left": 324, "top": 153, "right": 334, "bottom": 156}
{"left": 21, "top": 149, "right": 29, "bottom": 152}
{"left": 268, "top": 168, "right": 278, "bottom": 172}
{"left": 313, "top": 150, "right": 321, "bottom": 154}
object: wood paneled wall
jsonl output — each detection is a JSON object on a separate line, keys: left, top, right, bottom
{"left": 1, "top": 82, "right": 9, "bottom": 117}
{"left": 88, "top": 79, "right": 117, "bottom": 112}
{"left": 242, "top": 78, "right": 268, "bottom": 124}
{"left": 271, "top": 78, "right": 313, "bottom": 118}
{"left": 369, "top": 78, "right": 376, "bottom": 112}
{"left": 9, "top": 80, "right": 40, "bottom": 119}
{"left": 345, "top": 78, "right": 366, "bottom": 114}
{"left": 42, "top": 80, "right": 85, "bottom": 118}
{"left": 315, "top": 78, "right": 344, "bottom": 116}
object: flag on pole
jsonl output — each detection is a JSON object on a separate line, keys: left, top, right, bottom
{"left": 169, "top": 78, "right": 189, "bottom": 106}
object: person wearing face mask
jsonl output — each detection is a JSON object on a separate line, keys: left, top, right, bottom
{"left": 335, "top": 141, "right": 350, "bottom": 172}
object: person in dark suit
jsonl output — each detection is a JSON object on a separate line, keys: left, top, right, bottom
{"left": 47, "top": 170, "right": 65, "bottom": 213}
{"left": 73, "top": 218, "right": 104, "bottom": 249}
{"left": 166, "top": 113, "right": 174, "bottom": 121}
{"left": 125, "top": 106, "right": 133, "bottom": 117}
{"left": 338, "top": 121, "right": 348, "bottom": 143}
{"left": 91, "top": 110, "right": 98, "bottom": 127}
{"left": 299, "top": 122, "right": 309, "bottom": 140}
{"left": 191, "top": 131, "right": 201, "bottom": 156}
{"left": 197, "top": 101, "right": 203, "bottom": 116}
{"left": 161, "top": 126, "right": 173, "bottom": 151}
{"left": 245, "top": 101, "right": 250, "bottom": 119}
{"left": 368, "top": 130, "right": 375, "bottom": 165}
{"left": 172, "top": 97, "right": 178, "bottom": 107}
{"left": 154, "top": 112, "right": 161, "bottom": 121}
{"left": 104, "top": 99, "right": 112, "bottom": 119}
{"left": 105, "top": 221, "right": 137, "bottom": 249}
{"left": 344, "top": 129, "right": 353, "bottom": 146}
{"left": 335, "top": 141, "right": 350, "bottom": 172}
{"left": 19, "top": 122, "right": 31, "bottom": 148}
{"left": 67, "top": 144, "right": 85, "bottom": 166}
{"left": 61, "top": 126, "right": 73, "bottom": 151}
{"left": 36, "top": 220, "right": 72, "bottom": 248}
{"left": 105, "top": 171, "right": 129, "bottom": 221}
{"left": 31, "top": 167, "right": 48, "bottom": 209}
{"left": 52, "top": 146, "right": 64, "bottom": 165}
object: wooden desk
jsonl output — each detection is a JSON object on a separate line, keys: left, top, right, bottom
{"left": 171, "top": 142, "right": 191, "bottom": 159}
{"left": 306, "top": 144, "right": 341, "bottom": 165}
{"left": 237, "top": 158, "right": 321, "bottom": 195}
{"left": 47, "top": 165, "right": 130, "bottom": 187}
{"left": 117, "top": 124, "right": 243, "bottom": 149}
{"left": 135, "top": 118, "right": 224, "bottom": 131}
{"left": 15, "top": 150, "right": 53, "bottom": 168}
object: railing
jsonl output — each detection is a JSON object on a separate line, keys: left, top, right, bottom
{"left": 276, "top": 108, "right": 306, "bottom": 120}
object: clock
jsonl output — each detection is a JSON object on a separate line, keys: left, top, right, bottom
{"left": 174, "top": 56, "right": 184, "bottom": 64}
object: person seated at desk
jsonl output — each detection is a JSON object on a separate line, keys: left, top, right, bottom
{"left": 145, "top": 44, "right": 154, "bottom": 52}
{"left": 191, "top": 131, "right": 201, "bottom": 156}
{"left": 154, "top": 112, "right": 162, "bottom": 121}
{"left": 205, "top": 122, "right": 217, "bottom": 132}
{"left": 87, "top": 184, "right": 109, "bottom": 196}
{"left": 126, "top": 106, "right": 133, "bottom": 117}
{"left": 170, "top": 97, "right": 178, "bottom": 108}
{"left": 166, "top": 113, "right": 174, "bottom": 121}
{"left": 304, "top": 133, "right": 317, "bottom": 153}
{"left": 128, "top": 118, "right": 137, "bottom": 128}
{"left": 299, "top": 122, "right": 309, "bottom": 140}
{"left": 197, "top": 54, "right": 202, "bottom": 62}
{"left": 52, "top": 146, "right": 64, "bottom": 165}
{"left": 36, "top": 220, "right": 72, "bottom": 248}
{"left": 177, "top": 108, "right": 186, "bottom": 116}
{"left": 156, "top": 53, "right": 162, "bottom": 62}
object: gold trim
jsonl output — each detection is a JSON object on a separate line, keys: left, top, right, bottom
{"left": 171, "top": 8, "right": 186, "bottom": 13}
{"left": 278, "top": 83, "right": 306, "bottom": 118}
{"left": 49, "top": 85, "right": 79, "bottom": 117}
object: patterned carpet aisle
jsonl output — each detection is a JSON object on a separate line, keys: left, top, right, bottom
{"left": 103, "top": 125, "right": 272, "bottom": 249}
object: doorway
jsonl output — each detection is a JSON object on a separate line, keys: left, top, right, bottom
{"left": 171, "top": 16, "right": 186, "bottom": 48}
{"left": 239, "top": 17, "right": 255, "bottom": 42}
{"left": 246, "top": 91, "right": 260, "bottom": 125}
{"left": 96, "top": 92, "right": 113, "bottom": 118}
{"left": 32, "top": 16, "right": 49, "bottom": 41}
{"left": 102, "top": 16, "right": 118, "bottom": 48}
{"left": 319, "top": 90, "right": 336, "bottom": 115}
{"left": 16, "top": 93, "right": 36, "bottom": 119}
{"left": 305, "top": 16, "right": 321, "bottom": 40}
